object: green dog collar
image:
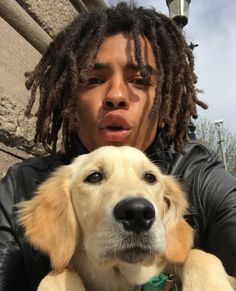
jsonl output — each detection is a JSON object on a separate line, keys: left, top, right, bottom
{"left": 142, "top": 273, "right": 169, "bottom": 291}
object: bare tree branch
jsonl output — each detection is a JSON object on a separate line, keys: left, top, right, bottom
{"left": 195, "top": 117, "right": 236, "bottom": 176}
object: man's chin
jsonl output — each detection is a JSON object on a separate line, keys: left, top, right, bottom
{"left": 105, "top": 141, "right": 129, "bottom": 147}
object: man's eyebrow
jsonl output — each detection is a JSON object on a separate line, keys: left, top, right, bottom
{"left": 92, "top": 62, "right": 109, "bottom": 70}
{"left": 91, "top": 62, "right": 158, "bottom": 75}
{"left": 126, "top": 63, "right": 158, "bottom": 75}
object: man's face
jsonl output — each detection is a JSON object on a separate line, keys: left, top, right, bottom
{"left": 77, "top": 33, "right": 160, "bottom": 151}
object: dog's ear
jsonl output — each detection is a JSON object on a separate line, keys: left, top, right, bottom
{"left": 162, "top": 175, "right": 193, "bottom": 263}
{"left": 17, "top": 166, "right": 78, "bottom": 272}
{"left": 165, "top": 218, "right": 193, "bottom": 263}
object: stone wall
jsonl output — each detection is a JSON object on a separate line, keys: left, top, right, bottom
{"left": 0, "top": 0, "right": 105, "bottom": 178}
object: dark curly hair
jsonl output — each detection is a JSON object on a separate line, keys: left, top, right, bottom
{"left": 25, "top": 2, "right": 207, "bottom": 154}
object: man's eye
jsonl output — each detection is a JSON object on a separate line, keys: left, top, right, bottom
{"left": 84, "top": 171, "right": 104, "bottom": 183}
{"left": 130, "top": 78, "right": 151, "bottom": 88}
{"left": 86, "top": 77, "right": 104, "bottom": 86}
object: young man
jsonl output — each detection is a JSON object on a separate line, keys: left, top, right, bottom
{"left": 0, "top": 2, "right": 235, "bottom": 291}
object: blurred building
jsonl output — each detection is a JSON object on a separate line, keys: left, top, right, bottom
{"left": 0, "top": 0, "right": 106, "bottom": 178}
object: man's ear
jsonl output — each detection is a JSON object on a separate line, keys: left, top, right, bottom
{"left": 17, "top": 166, "right": 78, "bottom": 272}
{"left": 162, "top": 175, "right": 193, "bottom": 263}
{"left": 158, "top": 118, "right": 165, "bottom": 129}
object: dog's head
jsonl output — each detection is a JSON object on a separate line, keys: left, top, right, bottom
{"left": 18, "top": 146, "right": 193, "bottom": 284}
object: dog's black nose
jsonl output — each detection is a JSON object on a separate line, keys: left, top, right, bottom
{"left": 113, "top": 198, "right": 155, "bottom": 233}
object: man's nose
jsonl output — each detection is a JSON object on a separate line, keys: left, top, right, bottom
{"left": 102, "top": 78, "right": 130, "bottom": 110}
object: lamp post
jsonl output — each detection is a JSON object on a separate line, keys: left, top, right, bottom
{"left": 214, "top": 120, "right": 228, "bottom": 170}
{"left": 166, "top": 0, "right": 191, "bottom": 29}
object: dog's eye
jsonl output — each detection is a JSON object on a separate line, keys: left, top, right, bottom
{"left": 84, "top": 172, "right": 104, "bottom": 184}
{"left": 144, "top": 172, "right": 157, "bottom": 184}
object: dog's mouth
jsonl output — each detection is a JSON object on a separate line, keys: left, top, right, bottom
{"left": 116, "top": 246, "right": 153, "bottom": 264}
{"left": 104, "top": 245, "right": 157, "bottom": 264}
{"left": 102, "top": 233, "right": 161, "bottom": 264}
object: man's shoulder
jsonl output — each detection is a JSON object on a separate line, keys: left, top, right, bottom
{"left": 4, "top": 153, "right": 70, "bottom": 201}
{"left": 170, "top": 141, "right": 218, "bottom": 176}
{"left": 11, "top": 153, "right": 69, "bottom": 175}
{"left": 184, "top": 141, "right": 216, "bottom": 160}
{"left": 7, "top": 156, "right": 53, "bottom": 187}
{"left": 171, "top": 140, "right": 236, "bottom": 207}
{"left": 13, "top": 155, "right": 53, "bottom": 171}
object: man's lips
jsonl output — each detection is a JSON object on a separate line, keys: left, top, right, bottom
{"left": 100, "top": 128, "right": 131, "bottom": 142}
{"left": 99, "top": 113, "right": 131, "bottom": 142}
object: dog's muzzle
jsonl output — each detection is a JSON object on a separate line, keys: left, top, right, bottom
{"left": 108, "top": 197, "right": 158, "bottom": 263}
{"left": 113, "top": 197, "right": 155, "bottom": 234}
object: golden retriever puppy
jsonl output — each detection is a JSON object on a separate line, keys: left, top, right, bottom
{"left": 17, "top": 146, "right": 235, "bottom": 291}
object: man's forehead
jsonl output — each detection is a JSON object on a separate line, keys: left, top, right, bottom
{"left": 87, "top": 32, "right": 158, "bottom": 74}
{"left": 96, "top": 33, "right": 155, "bottom": 57}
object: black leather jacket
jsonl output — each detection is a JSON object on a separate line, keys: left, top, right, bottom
{"left": 0, "top": 141, "right": 236, "bottom": 291}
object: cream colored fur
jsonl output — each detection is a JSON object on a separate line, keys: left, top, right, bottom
{"left": 17, "top": 146, "right": 235, "bottom": 291}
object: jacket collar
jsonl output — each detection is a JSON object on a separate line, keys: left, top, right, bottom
{"left": 145, "top": 129, "right": 173, "bottom": 174}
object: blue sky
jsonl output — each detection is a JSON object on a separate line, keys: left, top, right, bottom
{"left": 106, "top": 0, "right": 236, "bottom": 134}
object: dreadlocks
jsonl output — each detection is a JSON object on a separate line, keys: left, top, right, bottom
{"left": 25, "top": 2, "right": 207, "bottom": 154}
